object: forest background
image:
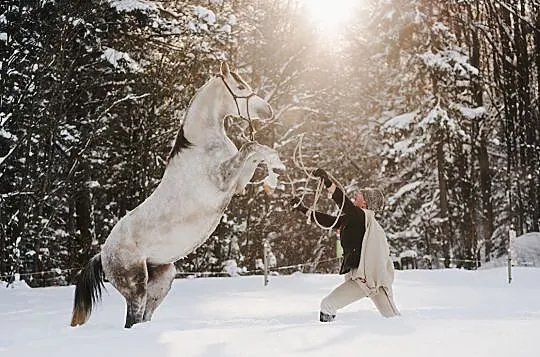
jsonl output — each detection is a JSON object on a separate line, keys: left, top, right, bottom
{"left": 1, "top": 0, "right": 539, "bottom": 286}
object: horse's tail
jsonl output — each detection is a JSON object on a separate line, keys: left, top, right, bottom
{"left": 70, "top": 253, "right": 106, "bottom": 327}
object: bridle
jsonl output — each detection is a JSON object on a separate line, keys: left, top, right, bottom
{"left": 219, "top": 74, "right": 257, "bottom": 141}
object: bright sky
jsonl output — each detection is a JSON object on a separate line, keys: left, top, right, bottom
{"left": 304, "top": 0, "right": 360, "bottom": 36}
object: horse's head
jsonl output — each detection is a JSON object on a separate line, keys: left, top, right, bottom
{"left": 218, "top": 62, "right": 273, "bottom": 121}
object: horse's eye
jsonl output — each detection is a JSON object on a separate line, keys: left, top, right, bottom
{"left": 237, "top": 84, "right": 246, "bottom": 90}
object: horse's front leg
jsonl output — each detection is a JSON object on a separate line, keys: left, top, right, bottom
{"left": 217, "top": 142, "right": 285, "bottom": 194}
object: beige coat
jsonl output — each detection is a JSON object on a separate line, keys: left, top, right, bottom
{"left": 346, "top": 209, "right": 400, "bottom": 316}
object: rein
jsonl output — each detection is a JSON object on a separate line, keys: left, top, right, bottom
{"left": 291, "top": 134, "right": 346, "bottom": 230}
{"left": 219, "top": 74, "right": 256, "bottom": 141}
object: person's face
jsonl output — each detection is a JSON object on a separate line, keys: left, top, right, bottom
{"left": 354, "top": 192, "right": 367, "bottom": 209}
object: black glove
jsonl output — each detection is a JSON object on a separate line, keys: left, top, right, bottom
{"left": 312, "top": 168, "right": 332, "bottom": 187}
{"left": 290, "top": 197, "right": 301, "bottom": 208}
{"left": 289, "top": 197, "right": 307, "bottom": 214}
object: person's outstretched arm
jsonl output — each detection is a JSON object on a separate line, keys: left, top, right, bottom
{"left": 312, "top": 169, "right": 356, "bottom": 214}
{"left": 290, "top": 198, "right": 344, "bottom": 229}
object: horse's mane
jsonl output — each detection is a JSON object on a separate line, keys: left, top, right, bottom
{"left": 166, "top": 124, "right": 192, "bottom": 163}
{"left": 167, "top": 74, "right": 234, "bottom": 164}
{"left": 166, "top": 76, "right": 217, "bottom": 163}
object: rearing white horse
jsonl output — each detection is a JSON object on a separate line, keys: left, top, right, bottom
{"left": 70, "top": 62, "right": 285, "bottom": 328}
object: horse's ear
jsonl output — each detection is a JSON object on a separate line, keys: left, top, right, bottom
{"left": 220, "top": 61, "right": 230, "bottom": 76}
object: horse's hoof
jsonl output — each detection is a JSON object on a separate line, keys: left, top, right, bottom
{"left": 124, "top": 316, "right": 139, "bottom": 329}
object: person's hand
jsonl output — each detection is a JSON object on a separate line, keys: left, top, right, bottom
{"left": 312, "top": 168, "right": 332, "bottom": 187}
{"left": 289, "top": 197, "right": 308, "bottom": 215}
{"left": 312, "top": 168, "right": 328, "bottom": 179}
{"left": 290, "top": 197, "right": 301, "bottom": 208}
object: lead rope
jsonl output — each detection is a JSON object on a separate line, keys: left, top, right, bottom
{"left": 245, "top": 94, "right": 255, "bottom": 141}
{"left": 291, "top": 134, "right": 346, "bottom": 230}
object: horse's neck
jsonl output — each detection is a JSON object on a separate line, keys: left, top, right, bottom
{"left": 182, "top": 78, "right": 228, "bottom": 145}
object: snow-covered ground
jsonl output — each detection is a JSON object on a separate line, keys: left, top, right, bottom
{"left": 1, "top": 267, "right": 538, "bottom": 357}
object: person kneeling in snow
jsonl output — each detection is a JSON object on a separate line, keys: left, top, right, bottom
{"left": 290, "top": 168, "right": 400, "bottom": 322}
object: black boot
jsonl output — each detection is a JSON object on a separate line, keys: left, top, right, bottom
{"left": 319, "top": 311, "right": 335, "bottom": 322}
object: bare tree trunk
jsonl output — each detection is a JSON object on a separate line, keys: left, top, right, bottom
{"left": 243, "top": 185, "right": 254, "bottom": 269}
{"left": 513, "top": 0, "right": 531, "bottom": 235}
{"left": 478, "top": 139, "right": 495, "bottom": 260}
{"left": 488, "top": 0, "right": 520, "bottom": 233}
{"left": 437, "top": 142, "right": 451, "bottom": 268}
{"left": 75, "top": 185, "right": 92, "bottom": 262}
{"left": 467, "top": 2, "right": 495, "bottom": 261}
{"left": 535, "top": 3, "right": 540, "bottom": 231}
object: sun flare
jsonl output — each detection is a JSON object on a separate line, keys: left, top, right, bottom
{"left": 305, "top": 0, "right": 359, "bottom": 35}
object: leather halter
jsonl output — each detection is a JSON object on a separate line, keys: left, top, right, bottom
{"left": 219, "top": 74, "right": 256, "bottom": 141}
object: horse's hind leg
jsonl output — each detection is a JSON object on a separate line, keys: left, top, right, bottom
{"left": 106, "top": 256, "right": 148, "bottom": 328}
{"left": 143, "top": 263, "right": 176, "bottom": 322}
